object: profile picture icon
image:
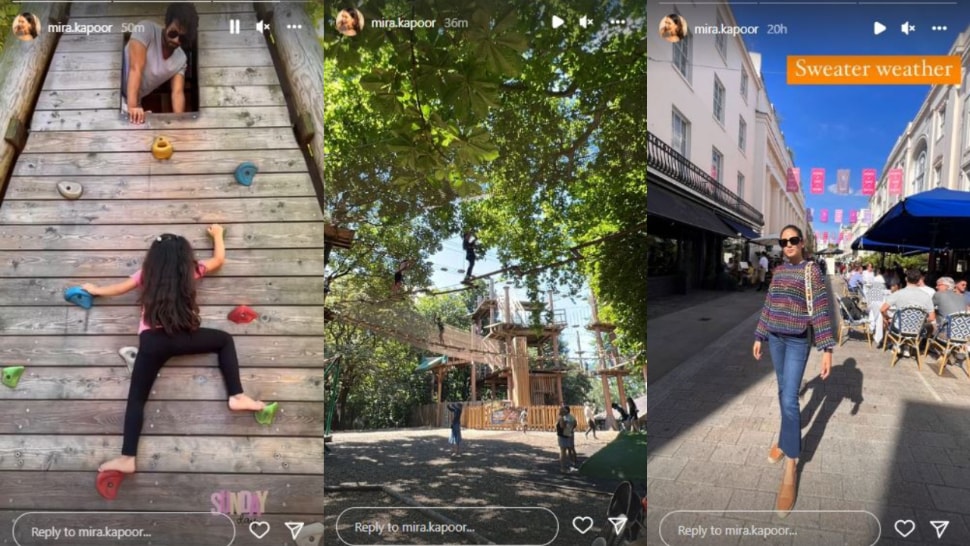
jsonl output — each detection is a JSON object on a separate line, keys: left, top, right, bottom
{"left": 659, "top": 14, "right": 687, "bottom": 43}
{"left": 335, "top": 8, "right": 364, "bottom": 37}
{"left": 12, "top": 12, "right": 40, "bottom": 41}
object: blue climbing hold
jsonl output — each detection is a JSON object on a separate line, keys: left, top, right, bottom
{"left": 64, "top": 286, "right": 94, "bottom": 309}
{"left": 235, "top": 162, "right": 258, "bottom": 186}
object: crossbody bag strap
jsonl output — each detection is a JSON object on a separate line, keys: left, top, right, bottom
{"left": 805, "top": 263, "right": 814, "bottom": 317}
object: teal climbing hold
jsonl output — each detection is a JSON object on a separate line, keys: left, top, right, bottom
{"left": 2, "top": 366, "right": 25, "bottom": 389}
{"left": 234, "top": 162, "right": 258, "bottom": 186}
{"left": 254, "top": 402, "right": 279, "bottom": 426}
{"left": 64, "top": 286, "right": 94, "bottom": 309}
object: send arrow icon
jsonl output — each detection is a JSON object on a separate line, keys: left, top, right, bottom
{"left": 608, "top": 515, "right": 628, "bottom": 535}
{"left": 930, "top": 520, "right": 949, "bottom": 539}
{"left": 284, "top": 522, "right": 305, "bottom": 541}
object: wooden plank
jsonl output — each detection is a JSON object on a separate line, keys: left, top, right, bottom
{"left": 0, "top": 223, "right": 321, "bottom": 249}
{"left": 0, "top": 335, "right": 325, "bottom": 368}
{"left": 5, "top": 173, "right": 312, "bottom": 199}
{"left": 55, "top": 30, "right": 267, "bottom": 52}
{"left": 0, "top": 249, "right": 325, "bottom": 276}
{"left": 0, "top": 198, "right": 322, "bottom": 225}
{"left": 42, "top": 67, "right": 279, "bottom": 90}
{"left": 0, "top": 400, "right": 323, "bottom": 435}
{"left": 0, "top": 436, "right": 323, "bottom": 473}
{"left": 22, "top": 128, "right": 298, "bottom": 154}
{"left": 0, "top": 367, "right": 324, "bottom": 401}
{"left": 30, "top": 106, "right": 293, "bottom": 131}
{"left": 49, "top": 48, "right": 272, "bottom": 72}
{"left": 35, "top": 86, "right": 285, "bottom": 111}
{"left": 0, "top": 277, "right": 325, "bottom": 306}
{"left": 13, "top": 149, "right": 307, "bottom": 176}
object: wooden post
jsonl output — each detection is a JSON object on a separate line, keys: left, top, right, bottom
{"left": 510, "top": 337, "right": 530, "bottom": 407}
{"left": 436, "top": 369, "right": 443, "bottom": 402}
{"left": 503, "top": 285, "right": 512, "bottom": 325}
{"left": 0, "top": 3, "right": 70, "bottom": 198}
{"left": 255, "top": 2, "right": 323, "bottom": 202}
{"left": 470, "top": 362, "right": 477, "bottom": 401}
{"left": 589, "top": 292, "right": 615, "bottom": 429}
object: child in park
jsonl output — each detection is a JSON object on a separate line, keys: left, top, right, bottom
{"left": 447, "top": 402, "right": 463, "bottom": 456}
{"left": 84, "top": 225, "right": 266, "bottom": 476}
{"left": 583, "top": 401, "right": 597, "bottom": 440}
{"left": 556, "top": 406, "right": 578, "bottom": 472}
{"left": 518, "top": 407, "right": 528, "bottom": 434}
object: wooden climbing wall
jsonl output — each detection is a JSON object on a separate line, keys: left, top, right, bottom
{"left": 0, "top": 3, "right": 323, "bottom": 544}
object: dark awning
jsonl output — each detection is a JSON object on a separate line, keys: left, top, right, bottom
{"left": 716, "top": 214, "right": 760, "bottom": 240}
{"left": 648, "top": 185, "right": 737, "bottom": 237}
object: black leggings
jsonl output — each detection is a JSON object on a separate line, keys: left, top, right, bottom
{"left": 122, "top": 327, "right": 244, "bottom": 455}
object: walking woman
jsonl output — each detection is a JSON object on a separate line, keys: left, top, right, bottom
{"left": 752, "top": 224, "right": 834, "bottom": 517}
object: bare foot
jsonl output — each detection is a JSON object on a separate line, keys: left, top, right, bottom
{"left": 229, "top": 394, "right": 266, "bottom": 411}
{"left": 98, "top": 455, "right": 136, "bottom": 474}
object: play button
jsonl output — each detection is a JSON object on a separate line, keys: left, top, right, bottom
{"left": 874, "top": 21, "right": 887, "bottom": 35}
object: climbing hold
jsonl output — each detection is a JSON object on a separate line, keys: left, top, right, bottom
{"left": 57, "top": 181, "right": 84, "bottom": 200}
{"left": 2, "top": 366, "right": 25, "bottom": 389}
{"left": 254, "top": 402, "right": 279, "bottom": 426}
{"left": 295, "top": 522, "right": 324, "bottom": 546}
{"left": 64, "top": 286, "right": 94, "bottom": 309}
{"left": 228, "top": 305, "right": 259, "bottom": 324}
{"left": 151, "top": 136, "right": 174, "bottom": 160}
{"left": 96, "top": 470, "right": 126, "bottom": 500}
{"left": 118, "top": 347, "right": 138, "bottom": 375}
{"left": 234, "top": 162, "right": 258, "bottom": 186}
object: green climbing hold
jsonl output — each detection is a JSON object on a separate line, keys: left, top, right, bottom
{"left": 2, "top": 366, "right": 25, "bottom": 389}
{"left": 254, "top": 402, "right": 279, "bottom": 426}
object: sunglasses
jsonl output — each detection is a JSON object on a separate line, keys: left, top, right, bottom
{"left": 166, "top": 28, "right": 188, "bottom": 43}
{"left": 778, "top": 236, "right": 802, "bottom": 247}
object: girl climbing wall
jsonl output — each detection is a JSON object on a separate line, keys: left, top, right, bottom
{"left": 81, "top": 225, "right": 268, "bottom": 483}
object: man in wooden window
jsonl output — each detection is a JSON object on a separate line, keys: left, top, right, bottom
{"left": 123, "top": 3, "right": 199, "bottom": 124}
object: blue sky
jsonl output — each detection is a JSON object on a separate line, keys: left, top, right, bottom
{"left": 729, "top": 2, "right": 963, "bottom": 244}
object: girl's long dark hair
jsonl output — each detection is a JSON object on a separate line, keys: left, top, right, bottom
{"left": 139, "top": 234, "right": 201, "bottom": 335}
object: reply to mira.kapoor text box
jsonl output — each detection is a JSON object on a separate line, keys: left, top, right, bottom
{"left": 787, "top": 55, "right": 961, "bottom": 85}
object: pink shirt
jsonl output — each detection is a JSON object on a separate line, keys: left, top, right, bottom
{"left": 130, "top": 263, "right": 207, "bottom": 333}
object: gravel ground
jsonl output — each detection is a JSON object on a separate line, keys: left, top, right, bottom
{"left": 323, "top": 427, "right": 626, "bottom": 546}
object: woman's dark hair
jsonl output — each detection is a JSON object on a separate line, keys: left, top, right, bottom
{"left": 166, "top": 3, "right": 199, "bottom": 46}
{"left": 346, "top": 8, "right": 362, "bottom": 31}
{"left": 780, "top": 224, "right": 804, "bottom": 239}
{"left": 666, "top": 13, "right": 686, "bottom": 37}
{"left": 21, "top": 13, "right": 38, "bottom": 38}
{"left": 139, "top": 234, "right": 201, "bottom": 335}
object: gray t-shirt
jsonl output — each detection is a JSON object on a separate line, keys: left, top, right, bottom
{"left": 885, "top": 286, "right": 934, "bottom": 315}
{"left": 124, "top": 21, "right": 187, "bottom": 101}
{"left": 933, "top": 290, "right": 967, "bottom": 319}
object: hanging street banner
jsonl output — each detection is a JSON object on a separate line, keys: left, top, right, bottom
{"left": 822, "top": 232, "right": 829, "bottom": 243}
{"left": 786, "top": 167, "right": 801, "bottom": 192}
{"left": 837, "top": 169, "right": 851, "bottom": 194}
{"left": 861, "top": 209, "right": 871, "bottom": 223}
{"left": 888, "top": 168, "right": 903, "bottom": 196}
{"left": 862, "top": 168, "right": 877, "bottom": 196}
{"left": 820, "top": 209, "right": 829, "bottom": 223}
{"left": 834, "top": 209, "right": 843, "bottom": 223}
{"left": 810, "top": 168, "right": 825, "bottom": 195}
{"left": 849, "top": 209, "right": 858, "bottom": 224}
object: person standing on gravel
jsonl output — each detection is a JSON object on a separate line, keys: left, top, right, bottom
{"left": 583, "top": 402, "right": 598, "bottom": 440}
{"left": 556, "top": 406, "right": 578, "bottom": 472}
{"left": 447, "top": 402, "right": 463, "bottom": 456}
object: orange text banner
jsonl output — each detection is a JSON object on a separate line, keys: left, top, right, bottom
{"left": 787, "top": 55, "right": 961, "bottom": 85}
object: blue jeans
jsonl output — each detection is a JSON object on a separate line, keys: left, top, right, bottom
{"left": 766, "top": 332, "right": 811, "bottom": 459}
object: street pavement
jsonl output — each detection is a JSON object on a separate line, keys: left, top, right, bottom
{"left": 648, "top": 277, "right": 970, "bottom": 545}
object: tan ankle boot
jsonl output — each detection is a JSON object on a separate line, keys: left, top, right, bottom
{"left": 776, "top": 460, "right": 797, "bottom": 517}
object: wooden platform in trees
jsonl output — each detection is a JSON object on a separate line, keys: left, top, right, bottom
{"left": 0, "top": 3, "right": 322, "bottom": 543}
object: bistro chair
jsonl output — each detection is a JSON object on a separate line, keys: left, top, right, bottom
{"left": 925, "top": 311, "right": 970, "bottom": 378}
{"left": 885, "top": 307, "right": 929, "bottom": 370}
{"left": 837, "top": 296, "right": 872, "bottom": 348}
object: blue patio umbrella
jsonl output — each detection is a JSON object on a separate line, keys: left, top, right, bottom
{"left": 859, "top": 187, "right": 970, "bottom": 250}
{"left": 850, "top": 235, "right": 931, "bottom": 254}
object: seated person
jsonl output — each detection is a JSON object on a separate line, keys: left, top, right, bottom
{"left": 881, "top": 269, "right": 935, "bottom": 355}
{"left": 123, "top": 3, "right": 199, "bottom": 124}
{"left": 848, "top": 266, "right": 864, "bottom": 293}
{"left": 933, "top": 276, "right": 969, "bottom": 331}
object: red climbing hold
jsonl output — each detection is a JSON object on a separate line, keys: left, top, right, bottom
{"left": 96, "top": 471, "right": 125, "bottom": 500}
{"left": 228, "top": 305, "right": 259, "bottom": 324}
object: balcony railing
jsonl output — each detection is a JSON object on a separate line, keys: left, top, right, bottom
{"left": 648, "top": 132, "right": 764, "bottom": 227}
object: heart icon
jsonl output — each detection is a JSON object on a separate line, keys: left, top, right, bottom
{"left": 572, "top": 516, "right": 594, "bottom": 534}
{"left": 894, "top": 519, "right": 915, "bottom": 538}
{"left": 249, "top": 521, "right": 271, "bottom": 539}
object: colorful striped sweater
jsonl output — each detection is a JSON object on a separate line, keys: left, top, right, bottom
{"left": 754, "top": 261, "right": 836, "bottom": 351}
